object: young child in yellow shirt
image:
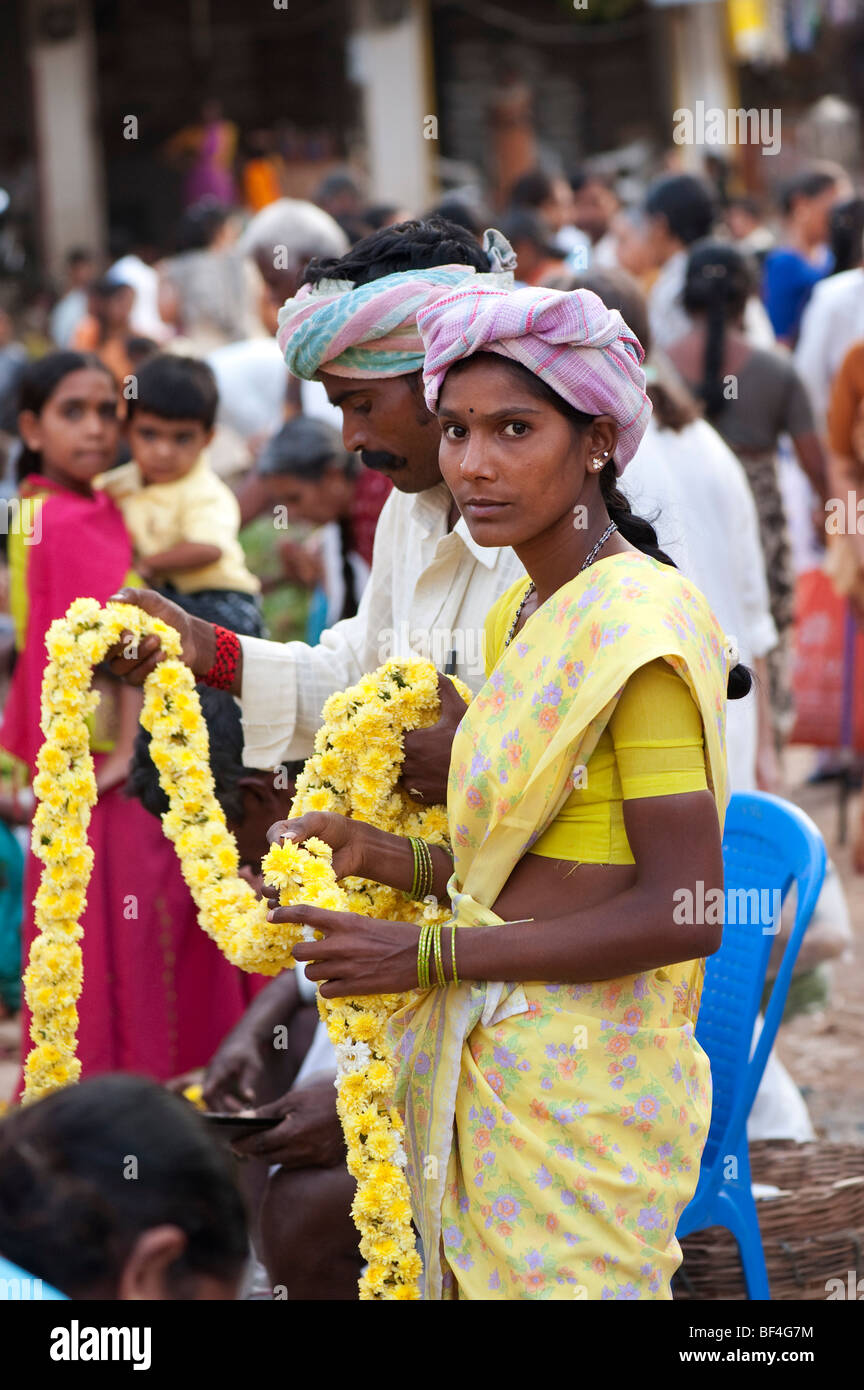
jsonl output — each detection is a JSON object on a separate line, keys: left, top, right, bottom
{"left": 95, "top": 354, "right": 262, "bottom": 635}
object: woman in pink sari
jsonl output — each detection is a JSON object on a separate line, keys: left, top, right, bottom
{"left": 2, "top": 352, "right": 259, "bottom": 1093}
{"left": 166, "top": 101, "right": 238, "bottom": 209}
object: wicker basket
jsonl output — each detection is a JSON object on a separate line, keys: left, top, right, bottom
{"left": 673, "top": 1140, "right": 864, "bottom": 1300}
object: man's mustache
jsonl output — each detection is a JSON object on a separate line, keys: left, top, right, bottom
{"left": 360, "top": 450, "right": 407, "bottom": 472}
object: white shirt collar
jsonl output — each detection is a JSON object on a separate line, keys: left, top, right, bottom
{"left": 411, "top": 481, "right": 502, "bottom": 570}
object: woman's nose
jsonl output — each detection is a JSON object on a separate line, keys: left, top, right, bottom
{"left": 459, "top": 438, "right": 494, "bottom": 479}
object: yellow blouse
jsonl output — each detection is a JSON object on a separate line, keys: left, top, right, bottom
{"left": 484, "top": 577, "right": 709, "bottom": 865}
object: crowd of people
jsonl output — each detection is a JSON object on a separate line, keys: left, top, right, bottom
{"left": 0, "top": 142, "right": 860, "bottom": 1301}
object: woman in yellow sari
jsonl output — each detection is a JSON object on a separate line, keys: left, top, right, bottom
{"left": 272, "top": 284, "right": 744, "bottom": 1300}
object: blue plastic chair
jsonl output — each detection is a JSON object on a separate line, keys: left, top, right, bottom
{"left": 676, "top": 791, "right": 827, "bottom": 1299}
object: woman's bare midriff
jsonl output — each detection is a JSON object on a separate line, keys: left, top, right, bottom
{"left": 491, "top": 851, "right": 637, "bottom": 923}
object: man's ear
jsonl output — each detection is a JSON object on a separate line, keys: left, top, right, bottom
{"left": 117, "top": 1225, "right": 187, "bottom": 1301}
{"left": 237, "top": 772, "right": 294, "bottom": 812}
{"left": 236, "top": 773, "right": 269, "bottom": 804}
{"left": 202, "top": 426, "right": 216, "bottom": 448}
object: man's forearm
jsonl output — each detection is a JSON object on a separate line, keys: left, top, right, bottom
{"left": 243, "top": 969, "right": 300, "bottom": 1035}
{"left": 238, "top": 612, "right": 373, "bottom": 767}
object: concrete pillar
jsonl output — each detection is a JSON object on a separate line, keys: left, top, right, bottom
{"left": 662, "top": 0, "right": 737, "bottom": 172}
{"left": 348, "top": 0, "right": 436, "bottom": 211}
{"left": 26, "top": 0, "right": 106, "bottom": 277}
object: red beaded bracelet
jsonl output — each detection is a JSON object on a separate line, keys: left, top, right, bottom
{"left": 201, "top": 625, "right": 241, "bottom": 690}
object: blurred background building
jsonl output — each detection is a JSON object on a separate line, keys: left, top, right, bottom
{"left": 2, "top": 0, "right": 864, "bottom": 290}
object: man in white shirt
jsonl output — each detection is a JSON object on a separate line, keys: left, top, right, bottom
{"left": 643, "top": 174, "right": 775, "bottom": 350}
{"left": 795, "top": 263, "right": 864, "bottom": 430}
{"left": 625, "top": 412, "right": 777, "bottom": 790}
{"left": 108, "top": 219, "right": 524, "bottom": 1297}
{"left": 111, "top": 220, "right": 524, "bottom": 780}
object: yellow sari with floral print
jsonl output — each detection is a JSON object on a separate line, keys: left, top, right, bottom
{"left": 388, "top": 551, "right": 729, "bottom": 1300}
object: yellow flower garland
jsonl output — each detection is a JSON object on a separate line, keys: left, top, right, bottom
{"left": 269, "top": 659, "right": 471, "bottom": 1300}
{"left": 25, "top": 597, "right": 469, "bottom": 1300}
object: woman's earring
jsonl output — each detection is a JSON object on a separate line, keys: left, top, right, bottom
{"left": 592, "top": 458, "right": 603, "bottom": 470}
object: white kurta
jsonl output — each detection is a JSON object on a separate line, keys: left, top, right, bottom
{"left": 238, "top": 481, "right": 526, "bottom": 768}
{"left": 624, "top": 415, "right": 778, "bottom": 791}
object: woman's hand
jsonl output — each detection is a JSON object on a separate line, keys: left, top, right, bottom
{"left": 269, "top": 903, "right": 422, "bottom": 997}
{"left": 266, "top": 812, "right": 373, "bottom": 882}
{"left": 102, "top": 587, "right": 217, "bottom": 684}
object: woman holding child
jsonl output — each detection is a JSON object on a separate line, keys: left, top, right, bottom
{"left": 1, "top": 352, "right": 262, "bottom": 1088}
{"left": 269, "top": 284, "right": 742, "bottom": 1300}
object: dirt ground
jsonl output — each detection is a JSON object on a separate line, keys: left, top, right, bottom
{"left": 2, "top": 747, "right": 863, "bottom": 1141}
{"left": 773, "top": 750, "right": 864, "bottom": 1144}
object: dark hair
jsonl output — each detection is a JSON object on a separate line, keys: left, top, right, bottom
{"left": 362, "top": 204, "right": 401, "bottom": 234}
{"left": 498, "top": 208, "right": 560, "bottom": 258}
{"left": 15, "top": 350, "right": 116, "bottom": 483}
{"left": 125, "top": 685, "right": 303, "bottom": 823}
{"left": 301, "top": 215, "right": 488, "bottom": 288}
{"left": 443, "top": 351, "right": 751, "bottom": 699}
{"left": 424, "top": 198, "right": 486, "bottom": 239}
{"left": 257, "top": 416, "right": 354, "bottom": 481}
{"left": 727, "top": 194, "right": 762, "bottom": 220}
{"left": 174, "top": 198, "right": 230, "bottom": 254}
{"left": 509, "top": 169, "right": 556, "bottom": 209}
{"left": 66, "top": 247, "right": 94, "bottom": 268}
{"left": 0, "top": 1074, "right": 247, "bottom": 1298}
{"left": 88, "top": 274, "right": 132, "bottom": 300}
{"left": 645, "top": 174, "right": 715, "bottom": 247}
{"left": 569, "top": 167, "right": 614, "bottom": 195}
{"left": 682, "top": 242, "right": 753, "bottom": 419}
{"left": 126, "top": 354, "right": 219, "bottom": 429}
{"left": 315, "top": 170, "right": 362, "bottom": 204}
{"left": 778, "top": 165, "right": 841, "bottom": 216}
{"left": 829, "top": 197, "right": 864, "bottom": 275}
{"left": 126, "top": 336, "right": 160, "bottom": 371}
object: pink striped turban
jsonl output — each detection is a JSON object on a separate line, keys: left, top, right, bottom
{"left": 417, "top": 284, "right": 651, "bottom": 471}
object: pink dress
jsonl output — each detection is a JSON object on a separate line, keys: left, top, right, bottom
{"left": 2, "top": 476, "right": 265, "bottom": 1096}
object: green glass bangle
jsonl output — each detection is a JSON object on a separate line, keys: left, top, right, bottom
{"left": 417, "top": 920, "right": 434, "bottom": 990}
{"left": 409, "top": 836, "right": 434, "bottom": 901}
{"left": 450, "top": 925, "right": 459, "bottom": 987}
{"left": 433, "top": 920, "right": 446, "bottom": 988}
{"left": 421, "top": 838, "right": 434, "bottom": 899}
{"left": 413, "top": 834, "right": 427, "bottom": 900}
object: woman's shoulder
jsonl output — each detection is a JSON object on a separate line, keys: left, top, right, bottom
{"left": 606, "top": 550, "right": 717, "bottom": 619}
